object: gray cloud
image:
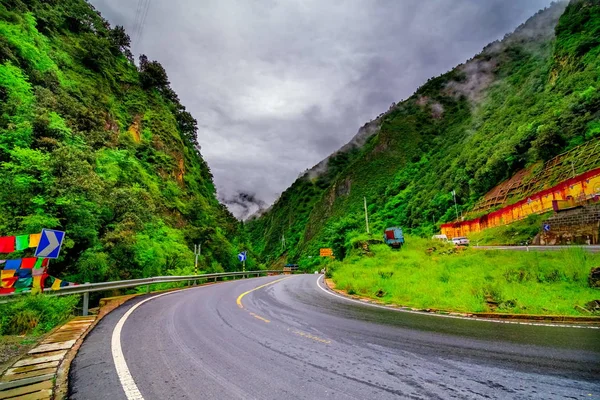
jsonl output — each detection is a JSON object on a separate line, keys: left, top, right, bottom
{"left": 91, "top": 0, "right": 554, "bottom": 218}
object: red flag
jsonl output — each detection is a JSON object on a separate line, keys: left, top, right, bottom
{"left": 21, "top": 258, "right": 36, "bottom": 269}
{"left": 0, "top": 236, "right": 15, "bottom": 253}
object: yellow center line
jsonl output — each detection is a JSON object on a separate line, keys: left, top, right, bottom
{"left": 249, "top": 313, "right": 271, "bottom": 323}
{"left": 236, "top": 276, "right": 290, "bottom": 323}
{"left": 236, "top": 276, "right": 290, "bottom": 309}
{"left": 290, "top": 329, "right": 331, "bottom": 344}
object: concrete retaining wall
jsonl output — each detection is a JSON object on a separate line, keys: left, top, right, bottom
{"left": 539, "top": 204, "right": 600, "bottom": 245}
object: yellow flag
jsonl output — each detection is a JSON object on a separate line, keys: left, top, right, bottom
{"left": 29, "top": 233, "right": 41, "bottom": 247}
{"left": 51, "top": 278, "right": 62, "bottom": 290}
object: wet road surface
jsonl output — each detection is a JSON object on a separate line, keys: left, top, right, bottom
{"left": 70, "top": 274, "right": 600, "bottom": 399}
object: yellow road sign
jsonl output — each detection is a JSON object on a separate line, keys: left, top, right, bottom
{"left": 320, "top": 248, "right": 333, "bottom": 257}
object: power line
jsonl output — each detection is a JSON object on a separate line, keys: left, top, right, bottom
{"left": 133, "top": 0, "right": 151, "bottom": 54}
{"left": 132, "top": 0, "right": 143, "bottom": 37}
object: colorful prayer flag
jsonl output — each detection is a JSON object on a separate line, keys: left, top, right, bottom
{"left": 21, "top": 257, "right": 36, "bottom": 269}
{"left": 15, "top": 235, "right": 29, "bottom": 251}
{"left": 0, "top": 236, "right": 15, "bottom": 253}
{"left": 1, "top": 277, "right": 17, "bottom": 288}
{"left": 33, "top": 258, "right": 44, "bottom": 268}
{"left": 4, "top": 259, "right": 21, "bottom": 270}
{"left": 14, "top": 277, "right": 32, "bottom": 289}
{"left": 51, "top": 278, "right": 62, "bottom": 290}
{"left": 17, "top": 268, "right": 32, "bottom": 279}
{"left": 32, "top": 275, "right": 43, "bottom": 294}
{"left": 29, "top": 233, "right": 41, "bottom": 248}
{"left": 1, "top": 270, "right": 14, "bottom": 279}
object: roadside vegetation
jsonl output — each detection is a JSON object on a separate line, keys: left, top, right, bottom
{"left": 0, "top": 294, "right": 78, "bottom": 336}
{"left": 0, "top": 294, "right": 78, "bottom": 370}
{"left": 328, "top": 237, "right": 600, "bottom": 316}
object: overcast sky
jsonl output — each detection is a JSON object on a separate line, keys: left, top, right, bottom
{"left": 90, "top": 0, "right": 554, "bottom": 219}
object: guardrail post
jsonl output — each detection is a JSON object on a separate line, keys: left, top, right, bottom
{"left": 146, "top": 284, "right": 150, "bottom": 294}
{"left": 82, "top": 283, "right": 90, "bottom": 316}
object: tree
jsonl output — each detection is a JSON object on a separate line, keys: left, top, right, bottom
{"left": 176, "top": 109, "right": 198, "bottom": 146}
{"left": 109, "top": 26, "right": 133, "bottom": 61}
{"left": 138, "top": 54, "right": 169, "bottom": 90}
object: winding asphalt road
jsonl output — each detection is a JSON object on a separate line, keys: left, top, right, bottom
{"left": 69, "top": 275, "right": 600, "bottom": 399}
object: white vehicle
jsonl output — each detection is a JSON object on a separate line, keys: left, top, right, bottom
{"left": 451, "top": 236, "right": 470, "bottom": 246}
{"left": 432, "top": 234, "right": 448, "bottom": 242}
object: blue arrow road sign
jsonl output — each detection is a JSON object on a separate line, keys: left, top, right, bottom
{"left": 543, "top": 223, "right": 550, "bottom": 232}
{"left": 34, "top": 229, "right": 65, "bottom": 259}
{"left": 238, "top": 251, "right": 247, "bottom": 262}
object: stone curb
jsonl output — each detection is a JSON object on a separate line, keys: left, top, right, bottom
{"left": 0, "top": 316, "right": 96, "bottom": 400}
{"left": 52, "top": 294, "right": 139, "bottom": 400}
{"left": 323, "top": 278, "right": 600, "bottom": 325}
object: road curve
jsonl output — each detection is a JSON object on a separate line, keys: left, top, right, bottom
{"left": 70, "top": 275, "right": 600, "bottom": 400}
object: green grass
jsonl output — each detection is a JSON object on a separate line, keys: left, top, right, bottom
{"left": 0, "top": 295, "right": 79, "bottom": 335}
{"left": 330, "top": 236, "right": 600, "bottom": 316}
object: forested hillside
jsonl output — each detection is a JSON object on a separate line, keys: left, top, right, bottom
{"left": 248, "top": 0, "right": 600, "bottom": 265}
{"left": 0, "top": 0, "right": 250, "bottom": 282}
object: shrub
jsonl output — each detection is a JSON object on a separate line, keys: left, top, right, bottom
{"left": 0, "top": 294, "right": 78, "bottom": 335}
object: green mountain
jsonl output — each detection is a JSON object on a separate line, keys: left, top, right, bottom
{"left": 0, "top": 0, "right": 249, "bottom": 282}
{"left": 248, "top": 0, "right": 600, "bottom": 266}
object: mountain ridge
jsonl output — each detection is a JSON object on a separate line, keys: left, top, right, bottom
{"left": 248, "top": 0, "right": 599, "bottom": 265}
{"left": 0, "top": 0, "right": 250, "bottom": 282}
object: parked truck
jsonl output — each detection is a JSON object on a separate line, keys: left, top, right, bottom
{"left": 383, "top": 227, "right": 405, "bottom": 249}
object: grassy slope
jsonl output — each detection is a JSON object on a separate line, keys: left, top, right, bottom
{"left": 249, "top": 0, "right": 600, "bottom": 265}
{"left": 0, "top": 0, "right": 249, "bottom": 282}
{"left": 330, "top": 239, "right": 600, "bottom": 315}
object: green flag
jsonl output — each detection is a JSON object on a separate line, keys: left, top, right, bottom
{"left": 15, "top": 235, "right": 29, "bottom": 251}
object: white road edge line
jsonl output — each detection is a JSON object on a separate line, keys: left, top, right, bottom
{"left": 111, "top": 277, "right": 261, "bottom": 400}
{"left": 315, "top": 275, "right": 599, "bottom": 330}
{"left": 112, "top": 290, "right": 186, "bottom": 400}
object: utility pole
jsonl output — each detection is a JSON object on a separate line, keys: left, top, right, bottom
{"left": 452, "top": 190, "right": 459, "bottom": 221}
{"left": 193, "top": 243, "right": 201, "bottom": 275}
{"left": 364, "top": 196, "right": 370, "bottom": 234}
{"left": 281, "top": 234, "right": 286, "bottom": 251}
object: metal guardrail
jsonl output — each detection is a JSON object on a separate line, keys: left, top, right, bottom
{"left": 0, "top": 270, "right": 283, "bottom": 315}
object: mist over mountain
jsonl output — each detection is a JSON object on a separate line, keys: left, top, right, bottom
{"left": 248, "top": 0, "right": 600, "bottom": 264}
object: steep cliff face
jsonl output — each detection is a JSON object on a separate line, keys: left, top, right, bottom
{"left": 249, "top": 0, "right": 600, "bottom": 264}
{"left": 0, "top": 0, "right": 249, "bottom": 281}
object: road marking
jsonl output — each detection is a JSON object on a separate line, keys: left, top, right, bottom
{"left": 111, "top": 276, "right": 280, "bottom": 399}
{"left": 111, "top": 283, "right": 221, "bottom": 400}
{"left": 112, "top": 291, "right": 184, "bottom": 400}
{"left": 236, "top": 277, "right": 289, "bottom": 309}
{"left": 316, "top": 275, "right": 599, "bottom": 330}
{"left": 290, "top": 329, "right": 331, "bottom": 344}
{"left": 250, "top": 312, "right": 271, "bottom": 323}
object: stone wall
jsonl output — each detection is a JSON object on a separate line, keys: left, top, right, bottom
{"left": 538, "top": 204, "right": 600, "bottom": 245}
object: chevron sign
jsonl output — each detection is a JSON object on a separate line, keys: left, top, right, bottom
{"left": 34, "top": 229, "right": 65, "bottom": 259}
